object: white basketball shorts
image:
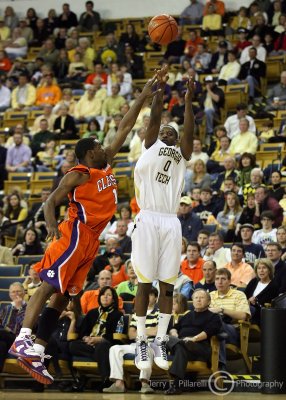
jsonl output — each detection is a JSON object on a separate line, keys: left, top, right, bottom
{"left": 131, "top": 209, "right": 182, "bottom": 284}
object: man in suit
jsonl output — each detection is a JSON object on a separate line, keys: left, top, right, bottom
{"left": 228, "top": 47, "right": 266, "bottom": 100}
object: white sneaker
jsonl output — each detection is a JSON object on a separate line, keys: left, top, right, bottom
{"left": 150, "top": 336, "right": 169, "bottom": 370}
{"left": 135, "top": 336, "right": 152, "bottom": 371}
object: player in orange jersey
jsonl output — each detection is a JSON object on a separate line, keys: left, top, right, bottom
{"left": 9, "top": 74, "right": 160, "bottom": 385}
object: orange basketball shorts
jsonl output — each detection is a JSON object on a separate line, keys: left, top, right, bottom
{"left": 34, "top": 219, "right": 100, "bottom": 295}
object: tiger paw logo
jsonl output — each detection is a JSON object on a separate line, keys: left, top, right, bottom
{"left": 47, "top": 270, "right": 55, "bottom": 278}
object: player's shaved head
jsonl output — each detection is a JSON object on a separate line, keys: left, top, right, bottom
{"left": 75, "top": 138, "right": 99, "bottom": 161}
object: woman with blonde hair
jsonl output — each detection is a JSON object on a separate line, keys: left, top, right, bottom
{"left": 185, "top": 159, "right": 211, "bottom": 193}
{"left": 217, "top": 191, "right": 242, "bottom": 240}
{"left": 245, "top": 258, "right": 279, "bottom": 325}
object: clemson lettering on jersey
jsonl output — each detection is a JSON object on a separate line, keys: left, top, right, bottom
{"left": 97, "top": 174, "right": 117, "bottom": 192}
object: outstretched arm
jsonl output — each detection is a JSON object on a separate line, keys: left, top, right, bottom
{"left": 105, "top": 74, "right": 159, "bottom": 162}
{"left": 180, "top": 77, "right": 195, "bottom": 160}
{"left": 145, "top": 67, "right": 169, "bottom": 149}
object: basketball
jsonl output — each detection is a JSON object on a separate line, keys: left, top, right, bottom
{"left": 148, "top": 14, "right": 178, "bottom": 45}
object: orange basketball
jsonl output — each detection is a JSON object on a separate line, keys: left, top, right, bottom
{"left": 148, "top": 14, "right": 178, "bottom": 45}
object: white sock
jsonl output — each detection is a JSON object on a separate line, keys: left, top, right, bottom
{"left": 156, "top": 313, "right": 171, "bottom": 339}
{"left": 136, "top": 316, "right": 147, "bottom": 338}
{"left": 19, "top": 328, "right": 32, "bottom": 338}
{"left": 33, "top": 343, "right": 45, "bottom": 355}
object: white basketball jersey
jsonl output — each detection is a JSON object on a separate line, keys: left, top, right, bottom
{"left": 134, "top": 139, "right": 187, "bottom": 214}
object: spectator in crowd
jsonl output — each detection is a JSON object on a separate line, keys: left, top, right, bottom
{"left": 12, "top": 227, "right": 43, "bottom": 257}
{"left": 102, "top": 84, "right": 125, "bottom": 117}
{"left": 119, "top": 23, "right": 140, "bottom": 52}
{"left": 81, "top": 270, "right": 121, "bottom": 314}
{"left": 195, "top": 260, "right": 217, "bottom": 292}
{"left": 230, "top": 8, "right": 251, "bottom": 32}
{"left": 245, "top": 258, "right": 278, "bottom": 325}
{"left": 0, "top": 78, "right": 11, "bottom": 111}
{"left": 4, "top": 192, "right": 28, "bottom": 226}
{"left": 187, "top": 138, "right": 209, "bottom": 170}
{"left": 31, "top": 119, "right": 55, "bottom": 156}
{"left": 213, "top": 156, "right": 240, "bottom": 192}
{"left": 238, "top": 153, "right": 257, "bottom": 188}
{"left": 241, "top": 168, "right": 264, "bottom": 203}
{"left": 5, "top": 131, "right": 32, "bottom": 172}
{"left": 4, "top": 6, "right": 18, "bottom": 31}
{"left": 239, "top": 223, "right": 265, "bottom": 264}
{"left": 203, "top": 0, "right": 225, "bottom": 16}
{"left": 116, "top": 259, "right": 138, "bottom": 301}
{"left": 0, "top": 18, "right": 10, "bottom": 41}
{"left": 4, "top": 28, "right": 27, "bottom": 60}
{"left": 193, "top": 188, "right": 222, "bottom": 223}
{"left": 218, "top": 50, "right": 241, "bottom": 85}
{"left": 180, "top": 242, "right": 204, "bottom": 284}
{"left": 118, "top": 45, "right": 144, "bottom": 79}
{"left": 31, "top": 104, "right": 56, "bottom": 134}
{"left": 197, "top": 230, "right": 210, "bottom": 257}
{"left": 181, "top": 30, "right": 204, "bottom": 62}
{"left": 86, "top": 62, "right": 108, "bottom": 86}
{"left": 191, "top": 43, "right": 212, "bottom": 74}
{"left": 231, "top": 47, "right": 267, "bottom": 101}
{"left": 180, "top": 0, "right": 204, "bottom": 25}
{"left": 35, "top": 72, "right": 62, "bottom": 107}
{"left": 277, "top": 226, "right": 286, "bottom": 256}
{"left": 115, "top": 220, "right": 132, "bottom": 255}
{"left": 74, "top": 86, "right": 103, "bottom": 122}
{"left": 203, "top": 232, "right": 231, "bottom": 267}
{"left": 208, "top": 136, "right": 234, "bottom": 173}
{"left": 104, "top": 248, "right": 128, "bottom": 288}
{"left": 266, "top": 70, "right": 286, "bottom": 111}
{"left": 87, "top": 238, "right": 120, "bottom": 281}
{"left": 53, "top": 104, "right": 78, "bottom": 140}
{"left": 37, "top": 39, "right": 60, "bottom": 69}
{"left": 202, "top": 4, "right": 222, "bottom": 36}
{"left": 184, "top": 159, "right": 211, "bottom": 193}
{"left": 229, "top": 118, "right": 258, "bottom": 156}
{"left": 69, "top": 286, "right": 123, "bottom": 389}
{"left": 172, "top": 294, "right": 189, "bottom": 324}
{"left": 0, "top": 283, "right": 27, "bottom": 372}
{"left": 199, "top": 76, "right": 225, "bottom": 136}
{"left": 0, "top": 243, "right": 13, "bottom": 264}
{"left": 103, "top": 287, "right": 158, "bottom": 394}
{"left": 0, "top": 50, "right": 12, "bottom": 74}
{"left": 11, "top": 73, "right": 36, "bottom": 111}
{"left": 107, "top": 205, "right": 134, "bottom": 238}
{"left": 164, "top": 26, "right": 186, "bottom": 64}
{"left": 240, "top": 35, "right": 267, "bottom": 64}
{"left": 43, "top": 9, "right": 59, "bottom": 37}
{"left": 224, "top": 243, "right": 256, "bottom": 287}
{"left": 0, "top": 144, "right": 7, "bottom": 190}
{"left": 209, "top": 268, "right": 250, "bottom": 369}
{"left": 254, "top": 186, "right": 283, "bottom": 227}
{"left": 79, "top": 1, "right": 101, "bottom": 32}
{"left": 26, "top": 187, "right": 52, "bottom": 241}
{"left": 58, "top": 3, "right": 78, "bottom": 30}
{"left": 252, "top": 211, "right": 277, "bottom": 248}
{"left": 268, "top": 171, "right": 285, "bottom": 201}
{"left": 265, "top": 242, "right": 286, "bottom": 292}
{"left": 178, "top": 196, "right": 203, "bottom": 242}
{"left": 23, "top": 265, "right": 42, "bottom": 301}
{"left": 209, "top": 41, "right": 228, "bottom": 74}
{"left": 224, "top": 103, "right": 256, "bottom": 139}
{"left": 217, "top": 192, "right": 242, "bottom": 240}
{"left": 25, "top": 8, "right": 38, "bottom": 34}
{"left": 166, "top": 289, "right": 222, "bottom": 395}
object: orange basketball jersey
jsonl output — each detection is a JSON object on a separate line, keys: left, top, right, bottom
{"left": 67, "top": 164, "right": 117, "bottom": 234}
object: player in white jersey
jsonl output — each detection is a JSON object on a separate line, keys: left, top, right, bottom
{"left": 132, "top": 69, "right": 194, "bottom": 371}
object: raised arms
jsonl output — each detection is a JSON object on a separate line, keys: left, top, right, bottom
{"left": 180, "top": 77, "right": 195, "bottom": 160}
{"left": 105, "top": 74, "right": 160, "bottom": 162}
{"left": 144, "top": 67, "right": 169, "bottom": 149}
